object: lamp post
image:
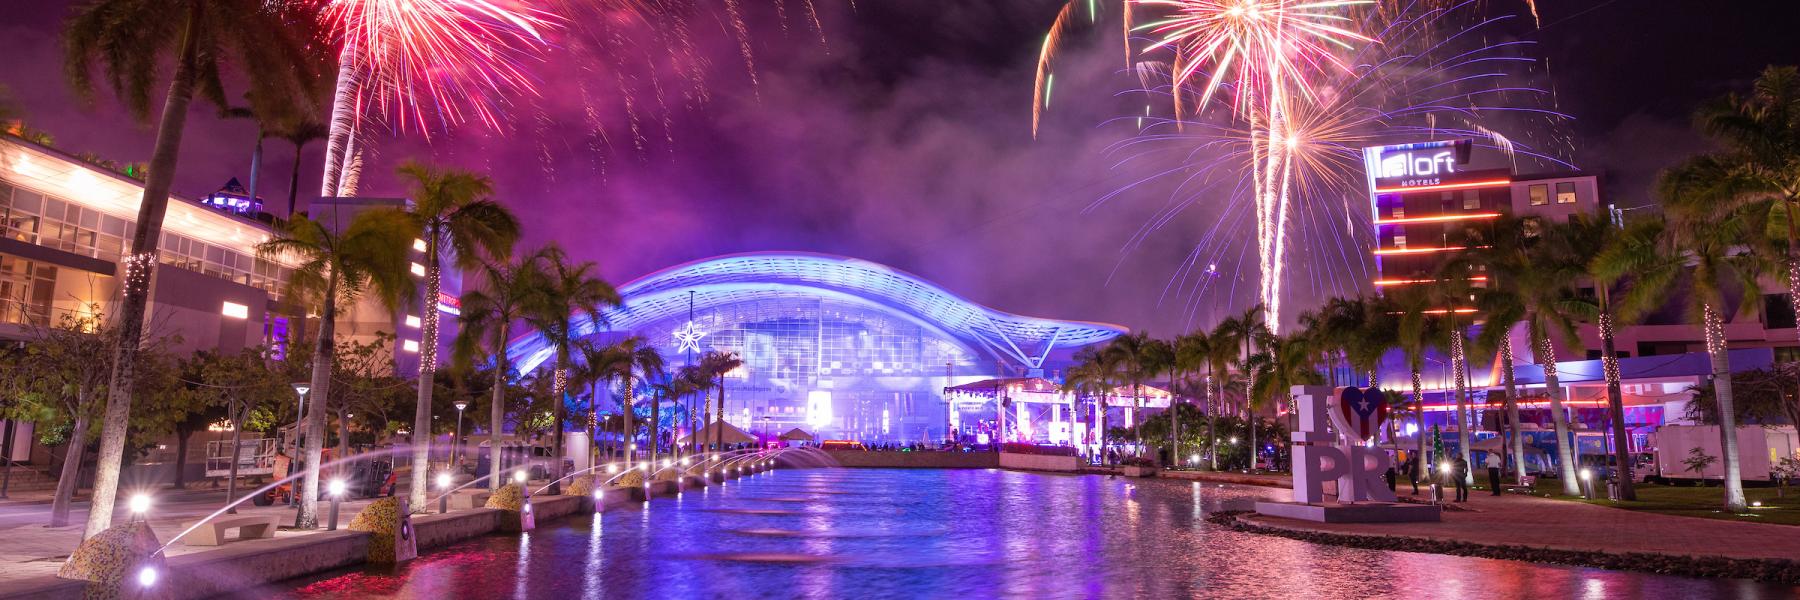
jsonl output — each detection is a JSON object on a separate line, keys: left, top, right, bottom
{"left": 288, "top": 383, "right": 310, "bottom": 511}
{"left": 436, "top": 472, "right": 452, "bottom": 514}
{"left": 453, "top": 400, "right": 468, "bottom": 469}
{"left": 327, "top": 479, "right": 346, "bottom": 530}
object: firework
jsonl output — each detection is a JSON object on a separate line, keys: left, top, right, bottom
{"left": 1138, "top": 0, "right": 1372, "bottom": 115}
{"left": 1081, "top": 0, "right": 1571, "bottom": 330}
{"left": 318, "top": 0, "right": 559, "bottom": 197}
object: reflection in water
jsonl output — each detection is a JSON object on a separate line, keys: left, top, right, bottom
{"left": 254, "top": 469, "right": 1797, "bottom": 599}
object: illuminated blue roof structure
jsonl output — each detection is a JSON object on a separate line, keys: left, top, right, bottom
{"left": 508, "top": 251, "right": 1126, "bottom": 374}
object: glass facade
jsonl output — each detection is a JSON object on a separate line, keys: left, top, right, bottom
{"left": 0, "top": 254, "right": 57, "bottom": 326}
{"left": 0, "top": 179, "right": 292, "bottom": 300}
{"left": 638, "top": 297, "right": 984, "bottom": 444}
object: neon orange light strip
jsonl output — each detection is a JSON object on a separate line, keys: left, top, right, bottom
{"left": 1374, "top": 212, "right": 1502, "bottom": 225}
{"left": 1374, "top": 179, "right": 1512, "bottom": 194}
{"left": 1373, "top": 276, "right": 1488, "bottom": 286}
{"left": 1373, "top": 246, "right": 1466, "bottom": 255}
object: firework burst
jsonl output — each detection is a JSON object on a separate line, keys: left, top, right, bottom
{"left": 317, "top": 0, "right": 560, "bottom": 198}
{"left": 1073, "top": 0, "right": 1571, "bottom": 330}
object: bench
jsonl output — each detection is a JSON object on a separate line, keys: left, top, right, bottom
{"left": 179, "top": 514, "right": 281, "bottom": 546}
{"left": 1503, "top": 474, "right": 1537, "bottom": 494}
{"left": 449, "top": 491, "right": 493, "bottom": 510}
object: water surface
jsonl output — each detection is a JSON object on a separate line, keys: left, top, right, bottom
{"left": 254, "top": 468, "right": 1796, "bottom": 599}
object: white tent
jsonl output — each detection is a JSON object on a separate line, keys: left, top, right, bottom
{"left": 677, "top": 420, "right": 757, "bottom": 445}
{"left": 779, "top": 428, "right": 815, "bottom": 442}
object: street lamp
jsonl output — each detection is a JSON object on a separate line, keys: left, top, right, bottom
{"left": 452, "top": 400, "right": 468, "bottom": 468}
{"left": 327, "top": 479, "right": 347, "bottom": 531}
{"left": 128, "top": 493, "right": 151, "bottom": 523}
{"left": 288, "top": 383, "right": 310, "bottom": 509}
{"left": 436, "top": 472, "right": 453, "bottom": 514}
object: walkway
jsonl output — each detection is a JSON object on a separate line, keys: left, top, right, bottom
{"left": 0, "top": 482, "right": 495, "bottom": 588}
{"left": 1242, "top": 488, "right": 1800, "bottom": 564}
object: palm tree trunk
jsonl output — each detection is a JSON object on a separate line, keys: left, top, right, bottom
{"left": 84, "top": 0, "right": 203, "bottom": 540}
{"left": 1451, "top": 325, "right": 1472, "bottom": 485}
{"left": 299, "top": 287, "right": 337, "bottom": 528}
{"left": 623, "top": 378, "right": 635, "bottom": 465}
{"left": 1132, "top": 381, "right": 1143, "bottom": 459}
{"left": 247, "top": 135, "right": 263, "bottom": 213}
{"left": 1703, "top": 304, "right": 1747, "bottom": 511}
{"left": 715, "top": 380, "right": 726, "bottom": 453}
{"left": 1208, "top": 369, "right": 1219, "bottom": 470}
{"left": 225, "top": 401, "right": 244, "bottom": 514}
{"left": 1170, "top": 369, "right": 1182, "bottom": 467}
{"left": 550, "top": 355, "right": 567, "bottom": 494}
{"left": 172, "top": 427, "right": 192, "bottom": 489}
{"left": 1598, "top": 300, "right": 1636, "bottom": 500}
{"left": 410, "top": 236, "right": 443, "bottom": 510}
{"left": 50, "top": 411, "right": 89, "bottom": 528}
{"left": 649, "top": 389, "right": 661, "bottom": 476}
{"left": 1498, "top": 336, "right": 1527, "bottom": 482}
{"left": 1536, "top": 331, "right": 1581, "bottom": 496}
{"left": 321, "top": 41, "right": 361, "bottom": 198}
{"left": 489, "top": 322, "right": 509, "bottom": 491}
{"left": 286, "top": 140, "right": 305, "bottom": 217}
{"left": 1412, "top": 369, "right": 1425, "bottom": 484}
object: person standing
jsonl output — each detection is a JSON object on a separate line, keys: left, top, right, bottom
{"left": 1452, "top": 455, "right": 1471, "bottom": 502}
{"left": 1405, "top": 456, "right": 1420, "bottom": 495}
{"left": 1486, "top": 452, "right": 1503, "bottom": 496}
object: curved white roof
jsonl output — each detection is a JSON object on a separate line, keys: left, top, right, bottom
{"left": 507, "top": 251, "right": 1126, "bottom": 372}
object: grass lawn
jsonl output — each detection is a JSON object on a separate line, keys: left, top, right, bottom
{"left": 1520, "top": 478, "right": 1800, "bottom": 526}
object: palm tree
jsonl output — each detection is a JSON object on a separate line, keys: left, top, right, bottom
{"left": 1460, "top": 214, "right": 1584, "bottom": 494}
{"left": 1563, "top": 213, "right": 1645, "bottom": 500}
{"left": 648, "top": 373, "right": 697, "bottom": 473}
{"left": 1062, "top": 348, "right": 1116, "bottom": 463}
{"left": 1423, "top": 271, "right": 1481, "bottom": 485}
{"left": 585, "top": 337, "right": 665, "bottom": 465}
{"left": 1389, "top": 285, "right": 1447, "bottom": 486}
{"left": 1457, "top": 222, "right": 1532, "bottom": 483}
{"left": 1613, "top": 202, "right": 1773, "bottom": 512}
{"left": 64, "top": 0, "right": 326, "bottom": 537}
{"left": 1664, "top": 66, "right": 1800, "bottom": 370}
{"left": 1171, "top": 331, "right": 1212, "bottom": 466}
{"left": 1247, "top": 332, "right": 1323, "bottom": 451}
{"left": 696, "top": 351, "right": 746, "bottom": 452}
{"left": 1102, "top": 332, "right": 1172, "bottom": 461}
{"left": 523, "top": 246, "right": 620, "bottom": 491}
{"left": 257, "top": 210, "right": 415, "bottom": 527}
{"left": 1200, "top": 324, "right": 1240, "bottom": 470}
{"left": 276, "top": 117, "right": 329, "bottom": 216}
{"left": 398, "top": 160, "right": 519, "bottom": 509}
{"left": 454, "top": 248, "right": 551, "bottom": 490}
{"left": 1219, "top": 305, "right": 1270, "bottom": 468}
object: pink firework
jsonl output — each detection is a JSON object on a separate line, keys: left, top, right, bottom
{"left": 1137, "top": 0, "right": 1371, "bottom": 116}
{"left": 324, "top": 0, "right": 559, "bottom": 130}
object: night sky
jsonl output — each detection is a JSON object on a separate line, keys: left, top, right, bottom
{"left": 1, "top": 1, "right": 1796, "bottom": 336}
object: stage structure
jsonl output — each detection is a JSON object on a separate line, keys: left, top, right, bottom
{"left": 943, "top": 377, "right": 1170, "bottom": 454}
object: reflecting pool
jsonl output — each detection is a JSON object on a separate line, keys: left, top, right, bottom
{"left": 254, "top": 468, "right": 1796, "bottom": 599}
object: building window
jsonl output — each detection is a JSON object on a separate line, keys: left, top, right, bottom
{"left": 1462, "top": 190, "right": 1480, "bottom": 210}
{"left": 1765, "top": 294, "right": 1798, "bottom": 329}
{"left": 221, "top": 301, "right": 249, "bottom": 319}
{"left": 1528, "top": 184, "right": 1548, "bottom": 206}
{"left": 1392, "top": 235, "right": 1407, "bottom": 249}
{"left": 402, "top": 339, "right": 420, "bottom": 353}
{"left": 1556, "top": 182, "right": 1577, "bottom": 204}
{"left": 1390, "top": 205, "right": 1404, "bottom": 219}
